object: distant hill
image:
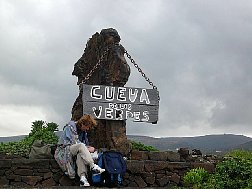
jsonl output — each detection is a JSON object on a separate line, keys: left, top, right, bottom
{"left": 234, "top": 140, "right": 252, "bottom": 151}
{"left": 0, "top": 132, "right": 62, "bottom": 143}
{"left": 0, "top": 135, "right": 26, "bottom": 143}
{"left": 127, "top": 134, "right": 252, "bottom": 154}
{"left": 1, "top": 133, "right": 251, "bottom": 154}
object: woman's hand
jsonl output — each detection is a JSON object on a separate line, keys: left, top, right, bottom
{"left": 86, "top": 146, "right": 95, "bottom": 153}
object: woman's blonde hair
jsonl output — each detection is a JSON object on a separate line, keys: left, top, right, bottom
{"left": 76, "top": 114, "right": 97, "bottom": 129}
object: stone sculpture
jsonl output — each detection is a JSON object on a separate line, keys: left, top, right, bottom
{"left": 71, "top": 28, "right": 131, "bottom": 155}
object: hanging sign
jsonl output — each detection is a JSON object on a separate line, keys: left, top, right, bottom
{"left": 82, "top": 84, "right": 159, "bottom": 123}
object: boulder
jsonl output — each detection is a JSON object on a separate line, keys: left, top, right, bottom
{"left": 71, "top": 28, "right": 131, "bottom": 155}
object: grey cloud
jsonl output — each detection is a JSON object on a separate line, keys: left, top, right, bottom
{"left": 1, "top": 0, "right": 252, "bottom": 137}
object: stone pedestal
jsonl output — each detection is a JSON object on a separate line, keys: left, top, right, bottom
{"left": 0, "top": 153, "right": 216, "bottom": 188}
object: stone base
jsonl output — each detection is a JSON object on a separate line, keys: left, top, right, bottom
{"left": 0, "top": 152, "right": 215, "bottom": 188}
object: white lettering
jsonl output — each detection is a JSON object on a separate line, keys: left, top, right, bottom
{"left": 91, "top": 86, "right": 102, "bottom": 99}
{"left": 105, "top": 108, "right": 113, "bottom": 119}
{"left": 134, "top": 112, "right": 141, "bottom": 121}
{"left": 129, "top": 88, "right": 138, "bottom": 102}
{"left": 142, "top": 111, "right": 149, "bottom": 122}
{"left": 108, "top": 103, "right": 132, "bottom": 111}
{"left": 115, "top": 110, "right": 123, "bottom": 120}
{"left": 140, "top": 89, "right": 150, "bottom": 104}
{"left": 126, "top": 111, "right": 133, "bottom": 119}
{"left": 128, "top": 104, "right": 132, "bottom": 110}
{"left": 117, "top": 87, "right": 126, "bottom": 101}
{"left": 84, "top": 85, "right": 158, "bottom": 123}
{"left": 92, "top": 106, "right": 102, "bottom": 118}
{"left": 108, "top": 103, "right": 115, "bottom": 109}
{"left": 105, "top": 86, "right": 115, "bottom": 101}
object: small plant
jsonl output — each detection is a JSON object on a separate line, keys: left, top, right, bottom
{"left": 0, "top": 120, "right": 59, "bottom": 157}
{"left": 212, "top": 150, "right": 252, "bottom": 189}
{"left": 131, "top": 141, "right": 159, "bottom": 151}
{"left": 181, "top": 150, "right": 252, "bottom": 189}
{"left": 183, "top": 167, "right": 210, "bottom": 189}
{"left": 226, "top": 149, "right": 252, "bottom": 160}
{"left": 28, "top": 120, "right": 59, "bottom": 145}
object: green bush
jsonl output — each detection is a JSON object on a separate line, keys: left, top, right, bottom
{"left": 226, "top": 149, "right": 252, "bottom": 160}
{"left": 131, "top": 141, "right": 159, "bottom": 151}
{"left": 0, "top": 120, "right": 59, "bottom": 157}
{"left": 183, "top": 167, "right": 210, "bottom": 189}
{"left": 212, "top": 150, "right": 252, "bottom": 189}
{"left": 28, "top": 120, "right": 59, "bottom": 145}
{"left": 182, "top": 150, "right": 252, "bottom": 189}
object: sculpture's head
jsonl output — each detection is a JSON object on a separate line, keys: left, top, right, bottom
{"left": 100, "top": 28, "right": 121, "bottom": 44}
{"left": 72, "top": 28, "right": 130, "bottom": 86}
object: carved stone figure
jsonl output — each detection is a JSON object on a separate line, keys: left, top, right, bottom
{"left": 71, "top": 28, "right": 131, "bottom": 155}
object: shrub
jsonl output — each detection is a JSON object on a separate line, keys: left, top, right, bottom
{"left": 212, "top": 150, "right": 252, "bottom": 189}
{"left": 182, "top": 150, "right": 252, "bottom": 189}
{"left": 183, "top": 167, "right": 210, "bottom": 189}
{"left": 131, "top": 141, "right": 159, "bottom": 151}
{"left": 226, "top": 149, "right": 252, "bottom": 160}
{"left": 0, "top": 120, "right": 59, "bottom": 157}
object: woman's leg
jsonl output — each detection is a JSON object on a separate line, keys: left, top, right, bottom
{"left": 76, "top": 153, "right": 88, "bottom": 177}
{"left": 70, "top": 143, "right": 94, "bottom": 177}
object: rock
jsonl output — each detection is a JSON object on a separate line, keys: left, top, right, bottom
{"left": 192, "top": 162, "right": 215, "bottom": 173}
{"left": 148, "top": 151, "right": 167, "bottom": 161}
{"left": 0, "top": 160, "right": 11, "bottom": 168}
{"left": 71, "top": 28, "right": 131, "bottom": 155}
{"left": 59, "top": 175, "right": 75, "bottom": 186}
{"left": 6, "top": 172, "right": 20, "bottom": 181}
{"left": 0, "top": 169, "right": 5, "bottom": 176}
{"left": 178, "top": 148, "right": 190, "bottom": 155}
{"left": 156, "top": 176, "right": 169, "bottom": 187}
{"left": 144, "top": 175, "right": 155, "bottom": 185}
{"left": 37, "top": 168, "right": 51, "bottom": 173}
{"left": 127, "top": 160, "right": 144, "bottom": 174}
{"left": 166, "top": 151, "right": 181, "bottom": 162}
{"left": 15, "top": 169, "right": 33, "bottom": 176}
{"left": 52, "top": 171, "right": 63, "bottom": 183}
{"left": 130, "top": 150, "right": 149, "bottom": 160}
{"left": 178, "top": 148, "right": 190, "bottom": 161}
{"left": 0, "top": 176, "right": 9, "bottom": 186}
{"left": 44, "top": 172, "right": 53, "bottom": 179}
{"left": 12, "top": 159, "right": 50, "bottom": 169}
{"left": 156, "top": 173, "right": 166, "bottom": 179}
{"left": 42, "top": 178, "right": 57, "bottom": 187}
{"left": 10, "top": 181, "right": 29, "bottom": 187}
{"left": 192, "top": 149, "right": 202, "bottom": 156}
{"left": 134, "top": 176, "right": 147, "bottom": 187}
{"left": 141, "top": 172, "right": 156, "bottom": 185}
{"left": 21, "top": 176, "right": 42, "bottom": 186}
{"left": 127, "top": 181, "right": 138, "bottom": 187}
{"left": 50, "top": 159, "right": 60, "bottom": 169}
{"left": 170, "top": 173, "right": 180, "bottom": 184}
{"left": 144, "top": 160, "right": 168, "bottom": 172}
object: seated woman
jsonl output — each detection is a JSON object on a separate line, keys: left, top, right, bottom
{"left": 54, "top": 114, "right": 105, "bottom": 187}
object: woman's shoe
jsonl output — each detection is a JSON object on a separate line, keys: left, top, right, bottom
{"left": 80, "top": 175, "right": 90, "bottom": 187}
{"left": 92, "top": 164, "right": 105, "bottom": 174}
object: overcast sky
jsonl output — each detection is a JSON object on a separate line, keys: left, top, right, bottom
{"left": 1, "top": 0, "right": 252, "bottom": 138}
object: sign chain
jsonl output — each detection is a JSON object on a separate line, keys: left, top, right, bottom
{"left": 79, "top": 46, "right": 160, "bottom": 101}
{"left": 79, "top": 46, "right": 109, "bottom": 85}
{"left": 124, "top": 50, "right": 160, "bottom": 101}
